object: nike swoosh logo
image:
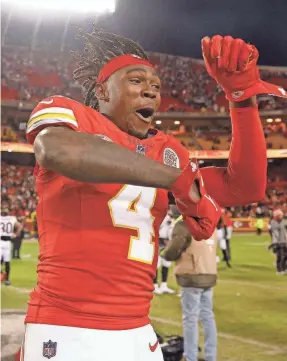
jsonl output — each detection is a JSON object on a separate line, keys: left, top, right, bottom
{"left": 40, "top": 99, "right": 54, "bottom": 105}
{"left": 149, "top": 340, "right": 159, "bottom": 352}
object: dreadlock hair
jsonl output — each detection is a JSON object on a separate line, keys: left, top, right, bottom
{"left": 72, "top": 25, "right": 149, "bottom": 110}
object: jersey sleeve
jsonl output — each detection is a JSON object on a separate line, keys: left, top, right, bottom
{"left": 200, "top": 106, "right": 266, "bottom": 207}
{"left": 26, "top": 96, "right": 81, "bottom": 144}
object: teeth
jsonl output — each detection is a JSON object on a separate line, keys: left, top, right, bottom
{"left": 135, "top": 112, "right": 152, "bottom": 123}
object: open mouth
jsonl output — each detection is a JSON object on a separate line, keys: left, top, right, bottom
{"left": 135, "top": 108, "right": 155, "bottom": 123}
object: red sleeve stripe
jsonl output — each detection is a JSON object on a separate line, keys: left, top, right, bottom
{"left": 27, "top": 107, "right": 78, "bottom": 133}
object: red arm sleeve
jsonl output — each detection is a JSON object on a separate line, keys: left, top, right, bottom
{"left": 201, "top": 106, "right": 267, "bottom": 207}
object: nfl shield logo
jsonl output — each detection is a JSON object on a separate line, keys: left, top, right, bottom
{"left": 136, "top": 144, "right": 146, "bottom": 155}
{"left": 43, "top": 340, "right": 57, "bottom": 359}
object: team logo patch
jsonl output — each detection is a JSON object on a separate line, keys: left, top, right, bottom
{"left": 95, "top": 134, "right": 113, "bottom": 142}
{"left": 136, "top": 144, "right": 146, "bottom": 155}
{"left": 231, "top": 91, "right": 244, "bottom": 99}
{"left": 234, "top": 220, "right": 243, "bottom": 228}
{"left": 163, "top": 148, "right": 180, "bottom": 168}
{"left": 43, "top": 340, "right": 57, "bottom": 359}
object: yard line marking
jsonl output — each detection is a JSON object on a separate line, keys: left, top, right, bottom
{"left": 245, "top": 242, "right": 269, "bottom": 246}
{"left": 151, "top": 316, "right": 286, "bottom": 356}
{"left": 218, "top": 279, "right": 287, "bottom": 291}
{"left": 9, "top": 286, "right": 31, "bottom": 294}
{"left": 232, "top": 233, "right": 269, "bottom": 237}
{"left": 2, "top": 309, "right": 26, "bottom": 314}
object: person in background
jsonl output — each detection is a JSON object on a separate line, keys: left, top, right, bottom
{"left": 268, "top": 216, "right": 273, "bottom": 240}
{"left": 163, "top": 209, "right": 218, "bottom": 361}
{"left": 255, "top": 216, "right": 264, "bottom": 235}
{"left": 1, "top": 207, "right": 22, "bottom": 285}
{"left": 217, "top": 215, "right": 231, "bottom": 268}
{"left": 153, "top": 208, "right": 175, "bottom": 294}
{"left": 268, "top": 209, "right": 287, "bottom": 275}
{"left": 222, "top": 208, "right": 233, "bottom": 260}
{"left": 30, "top": 210, "right": 38, "bottom": 238}
{"left": 12, "top": 216, "right": 25, "bottom": 259}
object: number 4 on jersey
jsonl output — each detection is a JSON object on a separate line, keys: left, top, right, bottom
{"left": 108, "top": 185, "right": 157, "bottom": 264}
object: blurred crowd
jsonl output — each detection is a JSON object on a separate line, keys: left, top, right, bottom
{"left": 1, "top": 47, "right": 81, "bottom": 103}
{"left": 229, "top": 189, "right": 287, "bottom": 218}
{"left": 2, "top": 46, "right": 287, "bottom": 149}
{"left": 2, "top": 46, "right": 287, "bottom": 112}
{"left": 171, "top": 121, "right": 287, "bottom": 151}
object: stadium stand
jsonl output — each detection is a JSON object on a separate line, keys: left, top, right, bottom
{"left": 2, "top": 46, "right": 287, "bottom": 112}
{"left": 1, "top": 46, "right": 287, "bottom": 229}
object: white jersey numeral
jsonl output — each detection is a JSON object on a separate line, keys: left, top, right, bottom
{"left": 0, "top": 216, "right": 17, "bottom": 237}
{"left": 108, "top": 185, "right": 157, "bottom": 264}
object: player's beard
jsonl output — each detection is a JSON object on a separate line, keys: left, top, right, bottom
{"left": 102, "top": 113, "right": 149, "bottom": 139}
{"left": 126, "top": 114, "right": 150, "bottom": 139}
{"left": 127, "top": 128, "right": 148, "bottom": 139}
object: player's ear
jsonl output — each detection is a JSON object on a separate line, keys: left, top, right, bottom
{"left": 95, "top": 83, "right": 109, "bottom": 102}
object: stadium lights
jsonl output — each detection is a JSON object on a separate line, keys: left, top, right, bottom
{"left": 266, "top": 118, "right": 273, "bottom": 123}
{"left": 2, "top": 0, "right": 116, "bottom": 13}
{"left": 174, "top": 120, "right": 181, "bottom": 125}
{"left": 275, "top": 118, "right": 282, "bottom": 123}
{"left": 155, "top": 120, "right": 162, "bottom": 125}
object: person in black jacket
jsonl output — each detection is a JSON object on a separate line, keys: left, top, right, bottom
{"left": 12, "top": 217, "right": 25, "bottom": 259}
{"left": 217, "top": 216, "right": 231, "bottom": 268}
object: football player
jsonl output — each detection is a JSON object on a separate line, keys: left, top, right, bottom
{"left": 1, "top": 207, "right": 22, "bottom": 285}
{"left": 217, "top": 214, "right": 231, "bottom": 268}
{"left": 22, "top": 27, "right": 285, "bottom": 361}
{"left": 222, "top": 208, "right": 233, "bottom": 260}
{"left": 153, "top": 210, "right": 175, "bottom": 294}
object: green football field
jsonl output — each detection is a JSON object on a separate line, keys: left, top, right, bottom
{"left": 2, "top": 234, "right": 287, "bottom": 361}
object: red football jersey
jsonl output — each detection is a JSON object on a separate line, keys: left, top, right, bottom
{"left": 25, "top": 96, "right": 190, "bottom": 330}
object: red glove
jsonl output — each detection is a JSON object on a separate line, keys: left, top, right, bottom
{"left": 202, "top": 35, "right": 287, "bottom": 102}
{"left": 171, "top": 160, "right": 221, "bottom": 241}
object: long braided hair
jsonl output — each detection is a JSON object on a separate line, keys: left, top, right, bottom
{"left": 72, "top": 25, "right": 148, "bottom": 110}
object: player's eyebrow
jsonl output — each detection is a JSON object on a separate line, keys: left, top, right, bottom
{"left": 126, "top": 68, "right": 159, "bottom": 77}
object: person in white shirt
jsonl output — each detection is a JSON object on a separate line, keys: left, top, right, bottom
{"left": 1, "top": 208, "right": 22, "bottom": 285}
{"left": 153, "top": 209, "right": 176, "bottom": 294}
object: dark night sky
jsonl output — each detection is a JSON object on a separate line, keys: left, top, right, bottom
{"left": 2, "top": 0, "right": 287, "bottom": 66}
{"left": 97, "top": 0, "right": 287, "bottom": 66}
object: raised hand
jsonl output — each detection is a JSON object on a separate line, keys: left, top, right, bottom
{"left": 202, "top": 35, "right": 287, "bottom": 102}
